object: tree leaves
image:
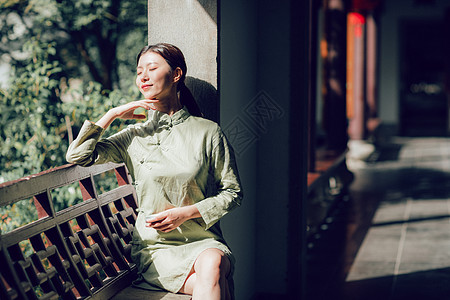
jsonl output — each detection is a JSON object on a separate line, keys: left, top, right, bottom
{"left": 1, "top": 0, "right": 147, "bottom": 90}
{"left": 0, "top": 0, "right": 146, "bottom": 231}
{"left": 0, "top": 38, "right": 139, "bottom": 182}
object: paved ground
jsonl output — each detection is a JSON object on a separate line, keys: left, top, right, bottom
{"left": 307, "top": 137, "right": 450, "bottom": 300}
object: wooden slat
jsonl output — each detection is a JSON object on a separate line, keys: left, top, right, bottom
{"left": 1, "top": 199, "right": 98, "bottom": 247}
{"left": 0, "top": 163, "right": 123, "bottom": 206}
{"left": 98, "top": 185, "right": 136, "bottom": 206}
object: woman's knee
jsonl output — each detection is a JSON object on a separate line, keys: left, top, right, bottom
{"left": 195, "top": 249, "right": 230, "bottom": 280}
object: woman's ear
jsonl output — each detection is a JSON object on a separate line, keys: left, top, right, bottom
{"left": 173, "top": 67, "right": 183, "bottom": 83}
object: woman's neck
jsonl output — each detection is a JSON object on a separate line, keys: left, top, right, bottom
{"left": 152, "top": 92, "right": 182, "bottom": 116}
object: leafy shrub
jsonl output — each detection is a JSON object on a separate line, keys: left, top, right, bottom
{"left": 0, "top": 38, "right": 142, "bottom": 233}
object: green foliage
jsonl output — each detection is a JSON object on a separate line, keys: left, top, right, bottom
{"left": 0, "top": 0, "right": 147, "bottom": 234}
{"left": 0, "top": 0, "right": 148, "bottom": 90}
{"left": 0, "top": 38, "right": 64, "bottom": 181}
{"left": 0, "top": 37, "right": 142, "bottom": 234}
{"left": 1, "top": 198, "right": 38, "bottom": 234}
{"left": 61, "top": 80, "right": 141, "bottom": 134}
{"left": 0, "top": 38, "right": 137, "bottom": 182}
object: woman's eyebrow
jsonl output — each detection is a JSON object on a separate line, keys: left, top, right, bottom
{"left": 137, "top": 62, "right": 159, "bottom": 69}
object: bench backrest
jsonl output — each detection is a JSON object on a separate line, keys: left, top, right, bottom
{"left": 0, "top": 163, "right": 138, "bottom": 299}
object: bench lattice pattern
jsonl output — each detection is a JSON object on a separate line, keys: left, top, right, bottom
{"left": 0, "top": 163, "right": 138, "bottom": 299}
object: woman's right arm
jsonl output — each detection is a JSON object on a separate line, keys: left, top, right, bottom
{"left": 66, "top": 100, "right": 156, "bottom": 166}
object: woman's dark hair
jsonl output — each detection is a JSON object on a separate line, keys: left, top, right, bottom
{"left": 137, "top": 43, "right": 203, "bottom": 117}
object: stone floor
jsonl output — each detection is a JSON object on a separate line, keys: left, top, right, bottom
{"left": 306, "top": 137, "right": 450, "bottom": 300}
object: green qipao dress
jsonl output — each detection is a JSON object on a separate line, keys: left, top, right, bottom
{"left": 66, "top": 107, "right": 242, "bottom": 293}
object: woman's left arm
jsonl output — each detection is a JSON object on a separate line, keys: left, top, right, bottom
{"left": 194, "top": 128, "right": 243, "bottom": 229}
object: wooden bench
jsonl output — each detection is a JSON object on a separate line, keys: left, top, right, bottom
{"left": 0, "top": 163, "right": 189, "bottom": 299}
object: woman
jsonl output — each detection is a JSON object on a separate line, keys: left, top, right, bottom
{"left": 66, "top": 43, "right": 242, "bottom": 300}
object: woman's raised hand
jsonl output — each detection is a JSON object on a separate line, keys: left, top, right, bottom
{"left": 96, "top": 99, "right": 158, "bottom": 129}
{"left": 112, "top": 99, "right": 158, "bottom": 119}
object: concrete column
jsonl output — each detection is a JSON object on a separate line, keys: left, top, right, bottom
{"left": 222, "top": 0, "right": 309, "bottom": 298}
{"left": 147, "top": 0, "right": 219, "bottom": 121}
{"left": 366, "top": 13, "right": 380, "bottom": 134}
{"left": 322, "top": 0, "right": 349, "bottom": 150}
{"left": 308, "top": 0, "right": 321, "bottom": 172}
{"left": 347, "top": 12, "right": 366, "bottom": 140}
{"left": 252, "top": 0, "right": 309, "bottom": 297}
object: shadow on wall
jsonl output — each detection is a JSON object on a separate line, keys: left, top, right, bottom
{"left": 195, "top": 0, "right": 217, "bottom": 24}
{"left": 185, "top": 76, "right": 219, "bottom": 123}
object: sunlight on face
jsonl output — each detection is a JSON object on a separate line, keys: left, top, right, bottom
{"left": 136, "top": 52, "right": 175, "bottom": 100}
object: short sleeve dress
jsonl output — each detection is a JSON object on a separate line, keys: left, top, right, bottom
{"left": 65, "top": 107, "right": 242, "bottom": 294}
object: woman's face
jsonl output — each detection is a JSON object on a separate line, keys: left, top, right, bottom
{"left": 136, "top": 51, "right": 177, "bottom": 100}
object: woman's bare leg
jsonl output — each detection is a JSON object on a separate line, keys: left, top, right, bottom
{"left": 180, "top": 268, "right": 196, "bottom": 295}
{"left": 179, "top": 248, "right": 231, "bottom": 300}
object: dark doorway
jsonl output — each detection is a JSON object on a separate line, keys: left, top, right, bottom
{"left": 399, "top": 19, "right": 449, "bottom": 136}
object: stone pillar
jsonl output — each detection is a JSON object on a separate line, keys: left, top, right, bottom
{"left": 147, "top": 0, "right": 219, "bottom": 122}
{"left": 250, "top": 0, "right": 309, "bottom": 298}
{"left": 308, "top": 0, "right": 321, "bottom": 172}
{"left": 322, "top": 0, "right": 349, "bottom": 150}
{"left": 347, "top": 12, "right": 366, "bottom": 140}
{"left": 366, "top": 13, "right": 380, "bottom": 134}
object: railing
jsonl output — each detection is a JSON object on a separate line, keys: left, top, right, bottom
{"left": 0, "top": 163, "right": 138, "bottom": 299}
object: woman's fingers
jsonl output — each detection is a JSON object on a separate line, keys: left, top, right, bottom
{"left": 145, "top": 207, "right": 188, "bottom": 232}
{"left": 145, "top": 213, "right": 166, "bottom": 226}
{"left": 146, "top": 212, "right": 164, "bottom": 222}
{"left": 147, "top": 220, "right": 175, "bottom": 232}
{"left": 151, "top": 223, "right": 173, "bottom": 232}
{"left": 145, "top": 212, "right": 178, "bottom": 232}
{"left": 122, "top": 101, "right": 149, "bottom": 113}
{"left": 132, "top": 114, "right": 147, "bottom": 119}
{"left": 115, "top": 100, "right": 159, "bottom": 119}
{"left": 135, "top": 99, "right": 159, "bottom": 110}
